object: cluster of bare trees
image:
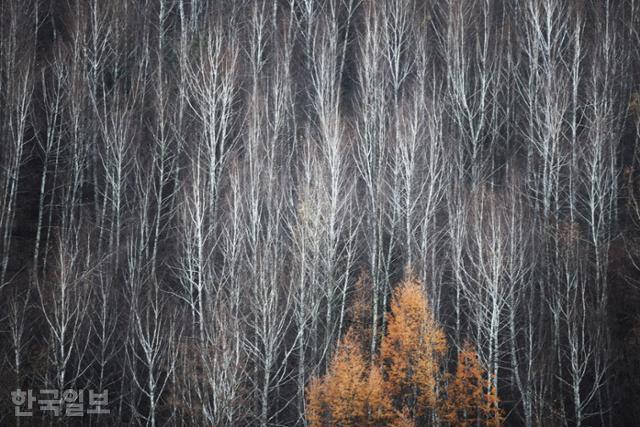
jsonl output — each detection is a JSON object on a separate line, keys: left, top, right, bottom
{"left": 1, "top": 0, "right": 640, "bottom": 425}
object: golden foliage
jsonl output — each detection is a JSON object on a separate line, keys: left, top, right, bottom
{"left": 306, "top": 330, "right": 394, "bottom": 426}
{"left": 306, "top": 270, "right": 503, "bottom": 426}
{"left": 306, "top": 376, "right": 325, "bottom": 427}
{"left": 390, "top": 408, "right": 416, "bottom": 427}
{"left": 441, "top": 341, "right": 503, "bottom": 427}
{"left": 380, "top": 271, "right": 447, "bottom": 418}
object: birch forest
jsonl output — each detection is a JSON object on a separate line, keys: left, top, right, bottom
{"left": 1, "top": 0, "right": 640, "bottom": 425}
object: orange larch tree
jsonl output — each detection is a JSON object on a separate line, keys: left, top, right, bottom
{"left": 379, "top": 271, "right": 448, "bottom": 421}
{"left": 306, "top": 330, "right": 394, "bottom": 426}
{"left": 442, "top": 341, "right": 503, "bottom": 426}
{"left": 307, "top": 271, "right": 502, "bottom": 426}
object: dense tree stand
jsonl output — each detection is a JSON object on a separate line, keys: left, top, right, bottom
{"left": 1, "top": 0, "right": 640, "bottom": 425}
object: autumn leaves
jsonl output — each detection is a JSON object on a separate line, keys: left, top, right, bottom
{"left": 306, "top": 332, "right": 392, "bottom": 426}
{"left": 380, "top": 276, "right": 447, "bottom": 414}
{"left": 306, "top": 273, "right": 503, "bottom": 426}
